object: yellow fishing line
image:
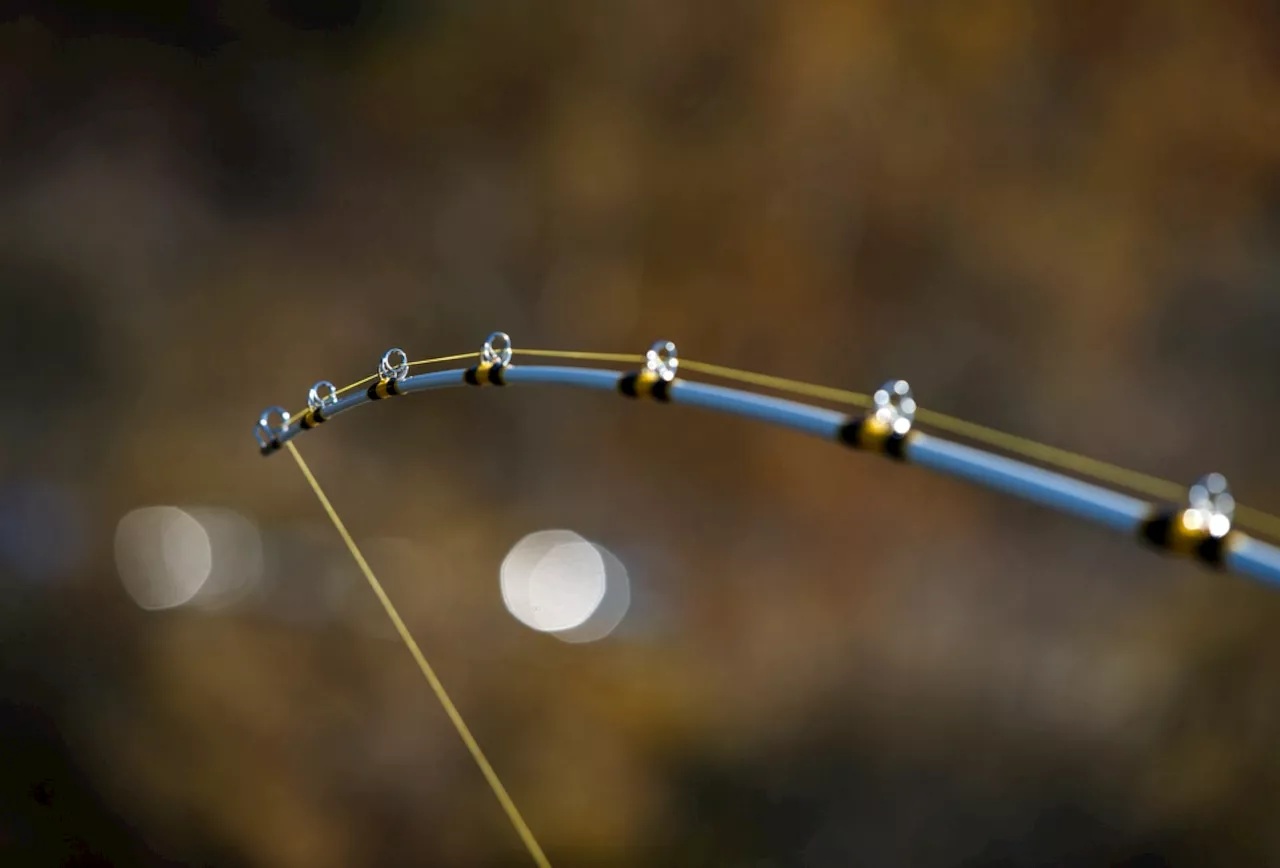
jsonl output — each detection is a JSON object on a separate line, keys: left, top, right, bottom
{"left": 285, "top": 442, "right": 553, "bottom": 868}
{"left": 514, "top": 349, "right": 1280, "bottom": 540}
{"left": 1234, "top": 505, "right": 1280, "bottom": 541}
{"left": 677, "top": 359, "right": 876, "bottom": 409}
{"left": 289, "top": 352, "right": 480, "bottom": 425}
{"left": 514, "top": 348, "right": 645, "bottom": 364}
{"left": 278, "top": 345, "right": 1280, "bottom": 541}
{"left": 912, "top": 409, "right": 1187, "bottom": 500}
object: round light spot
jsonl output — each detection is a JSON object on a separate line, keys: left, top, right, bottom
{"left": 500, "top": 530, "right": 587, "bottom": 629}
{"left": 553, "top": 542, "right": 631, "bottom": 644}
{"left": 115, "top": 507, "right": 213, "bottom": 610}
{"left": 526, "top": 540, "right": 607, "bottom": 632}
{"left": 185, "top": 507, "right": 264, "bottom": 611}
{"left": 500, "top": 530, "right": 632, "bottom": 641}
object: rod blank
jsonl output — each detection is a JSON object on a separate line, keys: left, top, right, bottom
{"left": 258, "top": 361, "right": 1280, "bottom": 590}
{"left": 908, "top": 434, "right": 1150, "bottom": 533}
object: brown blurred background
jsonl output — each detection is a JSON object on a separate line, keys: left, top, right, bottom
{"left": 2, "top": 1, "right": 1280, "bottom": 865}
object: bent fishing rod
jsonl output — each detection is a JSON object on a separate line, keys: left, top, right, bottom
{"left": 257, "top": 333, "right": 1280, "bottom": 588}
{"left": 253, "top": 331, "right": 1280, "bottom": 868}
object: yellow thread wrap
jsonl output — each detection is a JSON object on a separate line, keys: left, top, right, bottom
{"left": 272, "top": 346, "right": 1280, "bottom": 543}
{"left": 634, "top": 370, "right": 659, "bottom": 399}
{"left": 853, "top": 416, "right": 893, "bottom": 454}
{"left": 1165, "top": 512, "right": 1208, "bottom": 556}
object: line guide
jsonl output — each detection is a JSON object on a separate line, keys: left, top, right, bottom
{"left": 260, "top": 331, "right": 1280, "bottom": 866}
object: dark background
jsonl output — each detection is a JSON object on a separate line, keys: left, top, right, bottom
{"left": 2, "top": 1, "right": 1280, "bottom": 865}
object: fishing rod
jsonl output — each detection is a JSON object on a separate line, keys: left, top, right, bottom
{"left": 255, "top": 331, "right": 1280, "bottom": 867}
{"left": 258, "top": 333, "right": 1280, "bottom": 588}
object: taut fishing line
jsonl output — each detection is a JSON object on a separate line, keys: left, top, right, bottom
{"left": 255, "top": 331, "right": 1280, "bottom": 865}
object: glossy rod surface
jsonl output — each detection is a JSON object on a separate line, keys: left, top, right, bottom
{"left": 258, "top": 361, "right": 1280, "bottom": 589}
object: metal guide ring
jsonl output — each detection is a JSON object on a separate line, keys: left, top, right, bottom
{"left": 1186, "top": 472, "right": 1235, "bottom": 538}
{"left": 873, "top": 379, "right": 916, "bottom": 435}
{"left": 481, "top": 331, "right": 513, "bottom": 367}
{"left": 645, "top": 340, "right": 679, "bottom": 382}
{"left": 308, "top": 380, "right": 338, "bottom": 411}
{"left": 254, "top": 406, "right": 290, "bottom": 448}
{"left": 379, "top": 348, "right": 409, "bottom": 381}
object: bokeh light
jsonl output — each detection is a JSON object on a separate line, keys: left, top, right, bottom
{"left": 184, "top": 507, "right": 264, "bottom": 611}
{"left": 115, "top": 506, "right": 213, "bottom": 611}
{"left": 500, "top": 530, "right": 632, "bottom": 641}
{"left": 10, "top": 4, "right": 1280, "bottom": 864}
{"left": 553, "top": 542, "right": 631, "bottom": 644}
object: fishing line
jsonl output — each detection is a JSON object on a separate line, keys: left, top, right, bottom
{"left": 285, "top": 441, "right": 553, "bottom": 868}
{"left": 260, "top": 332, "right": 1280, "bottom": 865}
{"left": 254, "top": 335, "right": 1280, "bottom": 573}
{"left": 263, "top": 340, "right": 1280, "bottom": 543}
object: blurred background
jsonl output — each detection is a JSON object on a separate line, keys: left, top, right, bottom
{"left": 2, "top": 1, "right": 1280, "bottom": 865}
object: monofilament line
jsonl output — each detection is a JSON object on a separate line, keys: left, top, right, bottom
{"left": 285, "top": 441, "right": 553, "bottom": 868}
